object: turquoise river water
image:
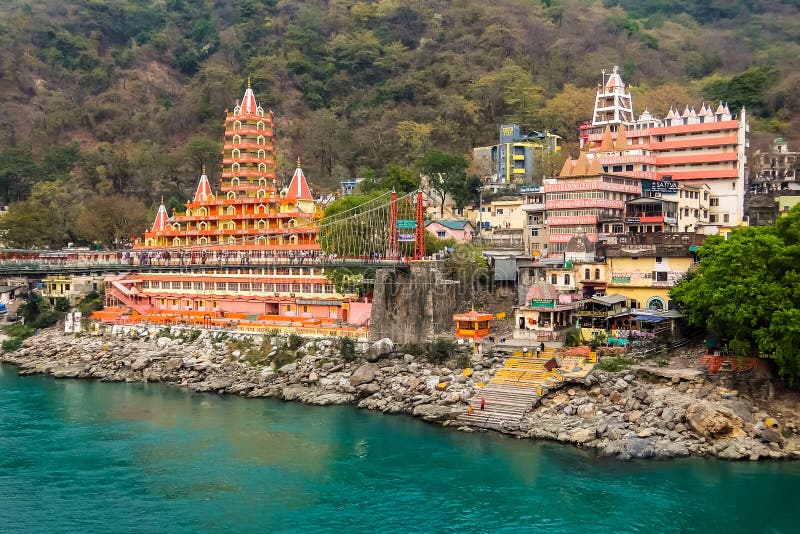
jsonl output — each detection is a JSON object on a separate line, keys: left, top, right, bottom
{"left": 1, "top": 363, "right": 798, "bottom": 533}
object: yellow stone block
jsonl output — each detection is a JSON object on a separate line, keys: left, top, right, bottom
{"left": 462, "top": 368, "right": 473, "bottom": 377}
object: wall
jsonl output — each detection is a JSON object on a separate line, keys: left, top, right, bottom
{"left": 368, "top": 261, "right": 459, "bottom": 344}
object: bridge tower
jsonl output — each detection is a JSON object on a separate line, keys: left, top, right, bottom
{"left": 414, "top": 190, "right": 425, "bottom": 260}
{"left": 388, "top": 192, "right": 399, "bottom": 259}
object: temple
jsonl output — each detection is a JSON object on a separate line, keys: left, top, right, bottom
{"left": 103, "top": 84, "right": 370, "bottom": 333}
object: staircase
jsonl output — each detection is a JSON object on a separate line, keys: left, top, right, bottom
{"left": 458, "top": 348, "right": 561, "bottom": 431}
{"left": 106, "top": 279, "right": 150, "bottom": 315}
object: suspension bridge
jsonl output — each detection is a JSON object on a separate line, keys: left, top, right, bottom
{"left": 0, "top": 191, "right": 430, "bottom": 276}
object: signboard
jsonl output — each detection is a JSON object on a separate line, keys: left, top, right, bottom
{"left": 519, "top": 185, "right": 543, "bottom": 194}
{"left": 611, "top": 276, "right": 631, "bottom": 284}
{"left": 398, "top": 233, "right": 415, "bottom": 242}
{"left": 530, "top": 298, "right": 555, "bottom": 308}
{"left": 397, "top": 219, "right": 416, "bottom": 229}
{"left": 646, "top": 179, "right": 678, "bottom": 194}
{"left": 625, "top": 217, "right": 641, "bottom": 223}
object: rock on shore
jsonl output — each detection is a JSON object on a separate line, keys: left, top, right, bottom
{"left": 521, "top": 366, "right": 800, "bottom": 460}
{"left": 2, "top": 327, "right": 798, "bottom": 461}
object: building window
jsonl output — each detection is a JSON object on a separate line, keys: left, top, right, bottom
{"left": 655, "top": 271, "right": 668, "bottom": 282}
{"left": 723, "top": 213, "right": 730, "bottom": 223}
{"left": 564, "top": 274, "right": 570, "bottom": 285}
{"left": 551, "top": 274, "right": 557, "bottom": 284}
{"left": 496, "top": 209, "right": 504, "bottom": 214}
{"left": 655, "top": 256, "right": 662, "bottom": 263}
{"left": 595, "top": 268, "right": 601, "bottom": 280}
{"left": 584, "top": 268, "right": 590, "bottom": 280}
{"left": 531, "top": 228, "right": 538, "bottom": 237}
{"left": 710, "top": 198, "right": 719, "bottom": 207}
{"left": 437, "top": 231, "right": 446, "bottom": 238}
{"left": 710, "top": 215, "right": 717, "bottom": 223}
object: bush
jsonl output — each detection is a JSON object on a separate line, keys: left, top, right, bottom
{"left": 564, "top": 327, "right": 581, "bottom": 347}
{"left": 288, "top": 333, "right": 303, "bottom": 350}
{"left": 1, "top": 324, "right": 35, "bottom": 353}
{"left": 271, "top": 347, "right": 299, "bottom": 369}
{"left": 54, "top": 297, "right": 71, "bottom": 312}
{"left": 598, "top": 355, "right": 633, "bottom": 372}
{"left": 181, "top": 329, "right": 202, "bottom": 343}
{"left": 339, "top": 337, "right": 356, "bottom": 361}
{"left": 455, "top": 352, "right": 471, "bottom": 370}
{"left": 400, "top": 343, "right": 426, "bottom": 357}
{"left": 31, "top": 310, "right": 63, "bottom": 329}
{"left": 424, "top": 338, "right": 457, "bottom": 365}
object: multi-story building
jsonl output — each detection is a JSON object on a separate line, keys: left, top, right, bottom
{"left": 753, "top": 138, "right": 798, "bottom": 192}
{"left": 473, "top": 124, "right": 561, "bottom": 185}
{"left": 546, "top": 153, "right": 641, "bottom": 256}
{"left": 598, "top": 233, "right": 704, "bottom": 311}
{"left": 520, "top": 185, "right": 547, "bottom": 257}
{"left": 580, "top": 66, "right": 748, "bottom": 234}
{"left": 43, "top": 274, "right": 104, "bottom": 306}
{"left": 106, "top": 85, "right": 368, "bottom": 327}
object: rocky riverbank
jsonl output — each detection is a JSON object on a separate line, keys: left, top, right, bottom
{"left": 2, "top": 326, "right": 799, "bottom": 461}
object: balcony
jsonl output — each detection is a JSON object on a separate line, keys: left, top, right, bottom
{"left": 521, "top": 203, "right": 546, "bottom": 211}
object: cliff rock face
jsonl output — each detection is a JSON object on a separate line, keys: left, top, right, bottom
{"left": 369, "top": 262, "right": 459, "bottom": 344}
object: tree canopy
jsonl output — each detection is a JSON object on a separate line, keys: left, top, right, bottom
{"left": 671, "top": 205, "right": 800, "bottom": 381}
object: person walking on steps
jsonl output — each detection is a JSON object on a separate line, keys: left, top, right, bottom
{"left": 480, "top": 396, "right": 486, "bottom": 411}
{"left": 540, "top": 341, "right": 545, "bottom": 353}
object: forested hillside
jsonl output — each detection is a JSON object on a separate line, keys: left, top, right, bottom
{"left": 0, "top": 0, "right": 798, "bottom": 247}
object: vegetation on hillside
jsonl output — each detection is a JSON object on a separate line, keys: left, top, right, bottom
{"left": 671, "top": 205, "right": 800, "bottom": 381}
{"left": 0, "top": 0, "right": 798, "bottom": 248}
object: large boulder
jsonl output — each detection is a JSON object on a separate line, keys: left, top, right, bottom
{"left": 685, "top": 400, "right": 745, "bottom": 440}
{"left": 350, "top": 362, "right": 379, "bottom": 386}
{"left": 366, "top": 338, "right": 394, "bottom": 362}
{"left": 412, "top": 404, "right": 457, "bottom": 422}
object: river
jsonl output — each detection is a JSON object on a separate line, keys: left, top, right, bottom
{"left": 0, "top": 364, "right": 796, "bottom": 532}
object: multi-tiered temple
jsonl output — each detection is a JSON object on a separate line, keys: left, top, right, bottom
{"left": 103, "top": 86, "right": 370, "bottom": 333}
{"left": 140, "top": 83, "right": 318, "bottom": 252}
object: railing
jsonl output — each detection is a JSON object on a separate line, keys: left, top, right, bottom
{"left": 0, "top": 257, "right": 413, "bottom": 276}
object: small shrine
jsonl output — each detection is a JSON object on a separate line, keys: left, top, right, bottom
{"left": 453, "top": 310, "right": 494, "bottom": 340}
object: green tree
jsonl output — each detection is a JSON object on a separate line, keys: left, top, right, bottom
{"left": 416, "top": 150, "right": 469, "bottom": 217}
{"left": 447, "top": 173, "right": 482, "bottom": 214}
{"left": 0, "top": 181, "right": 77, "bottom": 248}
{"left": 672, "top": 205, "right": 800, "bottom": 381}
{"left": 74, "top": 193, "right": 151, "bottom": 248}
{"left": 702, "top": 67, "right": 773, "bottom": 116}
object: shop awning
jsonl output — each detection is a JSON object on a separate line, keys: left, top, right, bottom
{"left": 633, "top": 315, "right": 666, "bottom": 323}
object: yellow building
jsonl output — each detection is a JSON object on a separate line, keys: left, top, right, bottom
{"left": 43, "top": 274, "right": 104, "bottom": 306}
{"left": 603, "top": 237, "right": 700, "bottom": 310}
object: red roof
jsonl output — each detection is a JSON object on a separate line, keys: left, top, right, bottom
{"left": 193, "top": 173, "right": 212, "bottom": 202}
{"left": 241, "top": 86, "right": 258, "bottom": 115}
{"left": 285, "top": 163, "right": 313, "bottom": 201}
{"left": 151, "top": 202, "right": 169, "bottom": 232}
